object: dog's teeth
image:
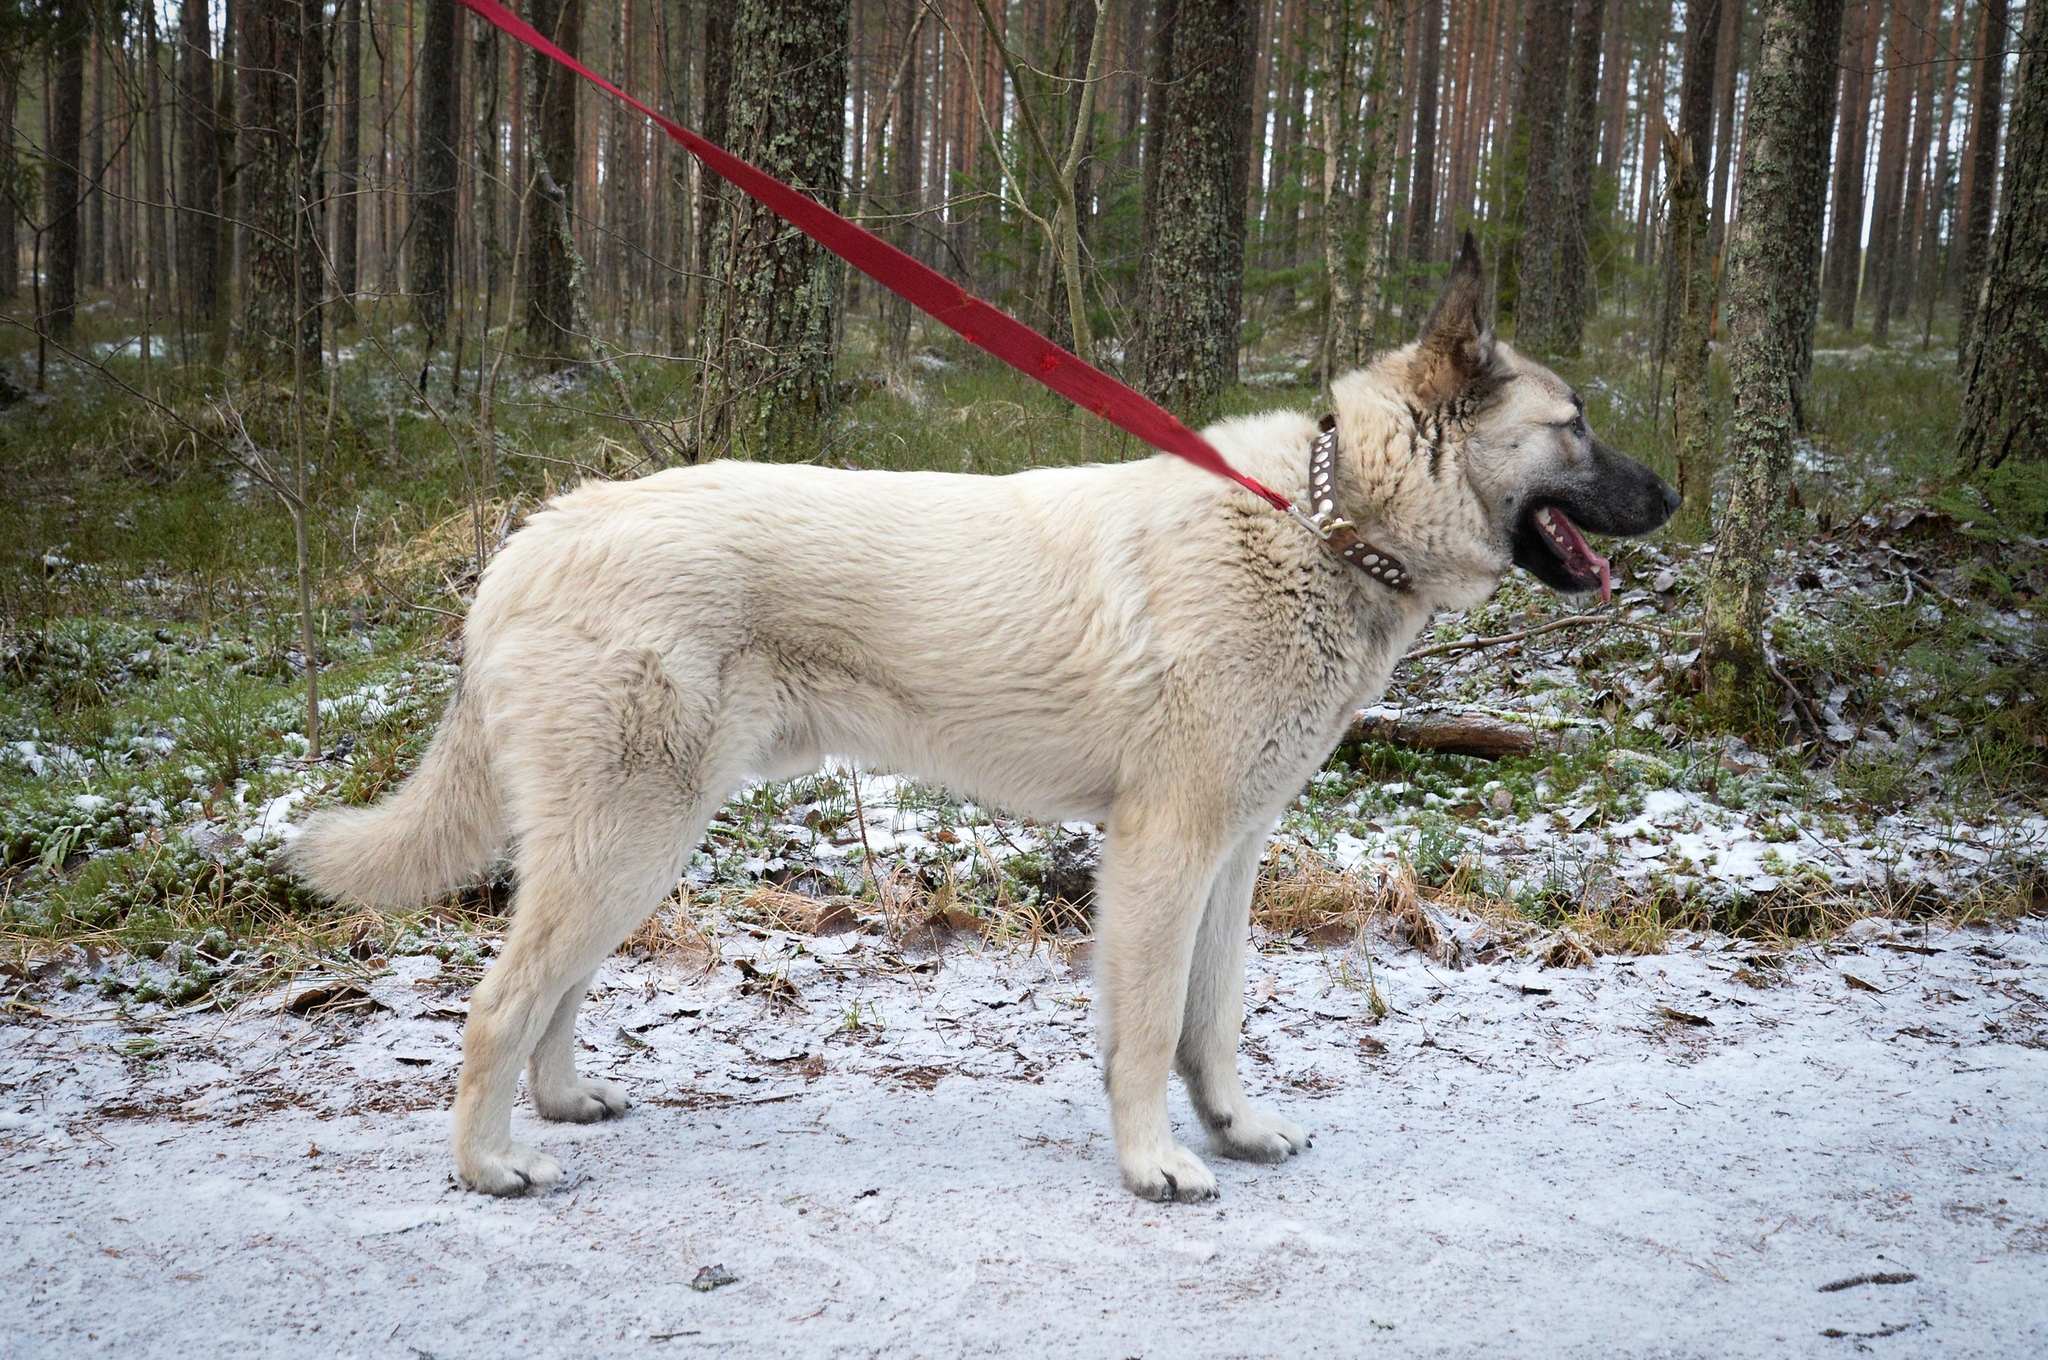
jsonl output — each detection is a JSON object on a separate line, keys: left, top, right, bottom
{"left": 1537, "top": 508, "right": 1553, "bottom": 526}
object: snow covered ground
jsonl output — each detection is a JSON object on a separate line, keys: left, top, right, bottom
{"left": 5, "top": 916, "right": 2046, "bottom": 1359}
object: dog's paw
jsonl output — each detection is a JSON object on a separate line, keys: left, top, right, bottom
{"left": 1121, "top": 1144, "right": 1218, "bottom": 1203}
{"left": 1210, "top": 1107, "right": 1309, "bottom": 1164}
{"left": 460, "top": 1144, "right": 564, "bottom": 1197}
{"left": 533, "top": 1077, "right": 631, "bottom": 1124}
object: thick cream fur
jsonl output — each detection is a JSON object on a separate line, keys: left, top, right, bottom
{"left": 290, "top": 339, "right": 1592, "bottom": 1201}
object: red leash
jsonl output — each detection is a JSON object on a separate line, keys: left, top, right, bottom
{"left": 452, "top": 0, "right": 1292, "bottom": 514}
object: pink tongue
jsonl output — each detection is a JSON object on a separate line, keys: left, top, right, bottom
{"left": 1551, "top": 510, "right": 1612, "bottom": 603}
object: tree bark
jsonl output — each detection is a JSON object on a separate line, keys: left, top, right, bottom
{"left": 1141, "top": 0, "right": 1257, "bottom": 418}
{"left": 1511, "top": 0, "right": 1576, "bottom": 350}
{"left": 1701, "top": 0, "right": 1849, "bottom": 713}
{"left": 1405, "top": 0, "right": 1443, "bottom": 265}
{"left": 1820, "top": 0, "right": 1881, "bottom": 329}
{"left": 687, "top": 0, "right": 734, "bottom": 352}
{"left": 1869, "top": 0, "right": 1927, "bottom": 343}
{"left": 1957, "top": 0, "right": 2048, "bottom": 469}
{"left": 237, "top": 0, "right": 326, "bottom": 376}
{"left": 335, "top": 0, "right": 362, "bottom": 306}
{"left": 523, "top": 0, "right": 583, "bottom": 362}
{"left": 0, "top": 54, "right": 15, "bottom": 302}
{"left": 412, "top": 0, "right": 460, "bottom": 345}
{"left": 1553, "top": 0, "right": 1608, "bottom": 354}
{"left": 700, "top": 0, "right": 849, "bottom": 458}
{"left": 1708, "top": 0, "right": 1745, "bottom": 255}
{"left": 40, "top": 3, "right": 87, "bottom": 343}
{"left": 179, "top": 0, "right": 221, "bottom": 325}
{"left": 1957, "top": 0, "right": 2008, "bottom": 367}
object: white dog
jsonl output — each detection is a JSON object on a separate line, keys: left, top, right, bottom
{"left": 289, "top": 241, "right": 1677, "bottom": 1201}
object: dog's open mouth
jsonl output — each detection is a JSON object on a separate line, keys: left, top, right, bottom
{"left": 1532, "top": 503, "right": 1612, "bottom": 602}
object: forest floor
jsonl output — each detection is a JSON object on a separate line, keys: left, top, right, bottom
{"left": 1, "top": 312, "right": 2046, "bottom": 1354}
{"left": 3, "top": 913, "right": 2045, "bottom": 1358}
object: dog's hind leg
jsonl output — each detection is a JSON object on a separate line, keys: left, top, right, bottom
{"left": 527, "top": 964, "right": 629, "bottom": 1123}
{"left": 1094, "top": 806, "right": 1228, "bottom": 1203}
{"left": 1177, "top": 829, "right": 1308, "bottom": 1164}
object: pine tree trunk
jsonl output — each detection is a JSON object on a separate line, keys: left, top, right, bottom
{"left": 1552, "top": 0, "right": 1607, "bottom": 353}
{"left": 237, "top": 0, "right": 326, "bottom": 375}
{"left": 1658, "top": 0, "right": 1720, "bottom": 396}
{"left": 1701, "top": 0, "right": 1848, "bottom": 714}
{"left": 1707, "top": 0, "right": 1744, "bottom": 254}
{"left": 1404, "top": 0, "right": 1443, "bottom": 264}
{"left": 179, "top": 0, "right": 220, "bottom": 325}
{"left": 1820, "top": 0, "right": 1879, "bottom": 329}
{"left": 0, "top": 55, "right": 15, "bottom": 302}
{"left": 885, "top": 9, "right": 921, "bottom": 361}
{"left": 523, "top": 0, "right": 583, "bottom": 362}
{"left": 336, "top": 0, "right": 362, "bottom": 307}
{"left": 412, "top": 0, "right": 460, "bottom": 345}
{"left": 1141, "top": 0, "right": 1256, "bottom": 419}
{"left": 1784, "top": 4, "right": 1844, "bottom": 425}
{"left": 1869, "top": 0, "right": 1926, "bottom": 343}
{"left": 1511, "top": 0, "right": 1575, "bottom": 350}
{"left": 1956, "top": 0, "right": 2048, "bottom": 469}
{"left": 700, "top": 0, "right": 849, "bottom": 458}
{"left": 687, "top": 0, "right": 733, "bottom": 352}
{"left": 41, "top": 5, "right": 87, "bottom": 343}
{"left": 1957, "top": 0, "right": 2008, "bottom": 367}
{"left": 85, "top": 39, "right": 104, "bottom": 290}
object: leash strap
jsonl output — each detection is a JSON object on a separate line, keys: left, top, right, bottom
{"left": 453, "top": 0, "right": 1292, "bottom": 513}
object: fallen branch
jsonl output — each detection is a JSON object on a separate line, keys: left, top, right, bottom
{"left": 1347, "top": 709, "right": 1538, "bottom": 759}
{"left": 1406, "top": 612, "right": 1702, "bottom": 662}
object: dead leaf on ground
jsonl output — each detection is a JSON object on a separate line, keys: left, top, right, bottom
{"left": 1657, "top": 1006, "right": 1713, "bottom": 1027}
{"left": 284, "top": 981, "right": 382, "bottom": 1016}
{"left": 732, "top": 958, "right": 802, "bottom": 1006}
{"left": 1842, "top": 973, "right": 1886, "bottom": 993}
{"left": 811, "top": 904, "right": 863, "bottom": 936}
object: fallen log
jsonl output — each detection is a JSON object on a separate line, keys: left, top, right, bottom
{"left": 1345, "top": 708, "right": 1539, "bottom": 760}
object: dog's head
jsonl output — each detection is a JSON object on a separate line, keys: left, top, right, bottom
{"left": 1374, "top": 234, "right": 1679, "bottom": 601}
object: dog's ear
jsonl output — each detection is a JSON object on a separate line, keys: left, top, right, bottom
{"left": 1410, "top": 231, "right": 1499, "bottom": 406}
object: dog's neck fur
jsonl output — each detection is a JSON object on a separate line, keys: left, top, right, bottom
{"left": 1323, "top": 356, "right": 1507, "bottom": 612}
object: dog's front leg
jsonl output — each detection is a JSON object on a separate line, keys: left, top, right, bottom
{"left": 1094, "top": 811, "right": 1224, "bottom": 1202}
{"left": 1177, "top": 830, "right": 1308, "bottom": 1163}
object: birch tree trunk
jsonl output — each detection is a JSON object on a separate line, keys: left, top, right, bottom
{"left": 1701, "top": 0, "right": 1848, "bottom": 715}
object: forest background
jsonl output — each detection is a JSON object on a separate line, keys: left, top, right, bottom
{"left": 0, "top": 0, "right": 2043, "bottom": 976}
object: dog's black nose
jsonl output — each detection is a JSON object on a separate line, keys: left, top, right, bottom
{"left": 1662, "top": 481, "right": 1682, "bottom": 516}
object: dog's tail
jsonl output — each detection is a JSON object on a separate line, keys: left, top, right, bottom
{"left": 285, "top": 685, "right": 502, "bottom": 910}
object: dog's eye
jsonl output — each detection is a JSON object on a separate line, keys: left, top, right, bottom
{"left": 1570, "top": 415, "right": 1587, "bottom": 439}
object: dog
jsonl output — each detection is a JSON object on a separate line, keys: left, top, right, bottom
{"left": 288, "top": 239, "right": 1678, "bottom": 1201}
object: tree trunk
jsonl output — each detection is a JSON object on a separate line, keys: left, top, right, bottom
{"left": 523, "top": 0, "right": 583, "bottom": 362}
{"left": 1957, "top": 0, "right": 2008, "bottom": 367}
{"left": 1701, "top": 0, "right": 1849, "bottom": 715}
{"left": 885, "top": 7, "right": 922, "bottom": 361}
{"left": 1957, "top": 0, "right": 2048, "bottom": 469}
{"left": 85, "top": 37, "right": 103, "bottom": 290}
{"left": 412, "top": 0, "right": 460, "bottom": 345}
{"left": 1404, "top": 0, "right": 1443, "bottom": 264}
{"left": 1141, "top": 0, "right": 1257, "bottom": 418}
{"left": 1511, "top": 0, "right": 1575, "bottom": 350}
{"left": 41, "top": 5, "right": 87, "bottom": 343}
{"left": 237, "top": 0, "right": 326, "bottom": 376}
{"left": 1785, "top": 4, "right": 1846, "bottom": 424}
{"left": 179, "top": 0, "right": 221, "bottom": 325}
{"left": 1869, "top": 0, "right": 1927, "bottom": 343}
{"left": 700, "top": 0, "right": 849, "bottom": 458}
{"left": 335, "top": 0, "right": 362, "bottom": 307}
{"left": 1820, "top": 0, "right": 1880, "bottom": 330}
{"left": 1708, "top": 0, "right": 1745, "bottom": 255}
{"left": 0, "top": 55, "right": 14, "bottom": 302}
{"left": 687, "top": 0, "right": 734, "bottom": 352}
{"left": 1553, "top": 0, "right": 1608, "bottom": 354}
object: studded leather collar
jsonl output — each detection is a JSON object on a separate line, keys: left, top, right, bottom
{"left": 1294, "top": 414, "right": 1412, "bottom": 592}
